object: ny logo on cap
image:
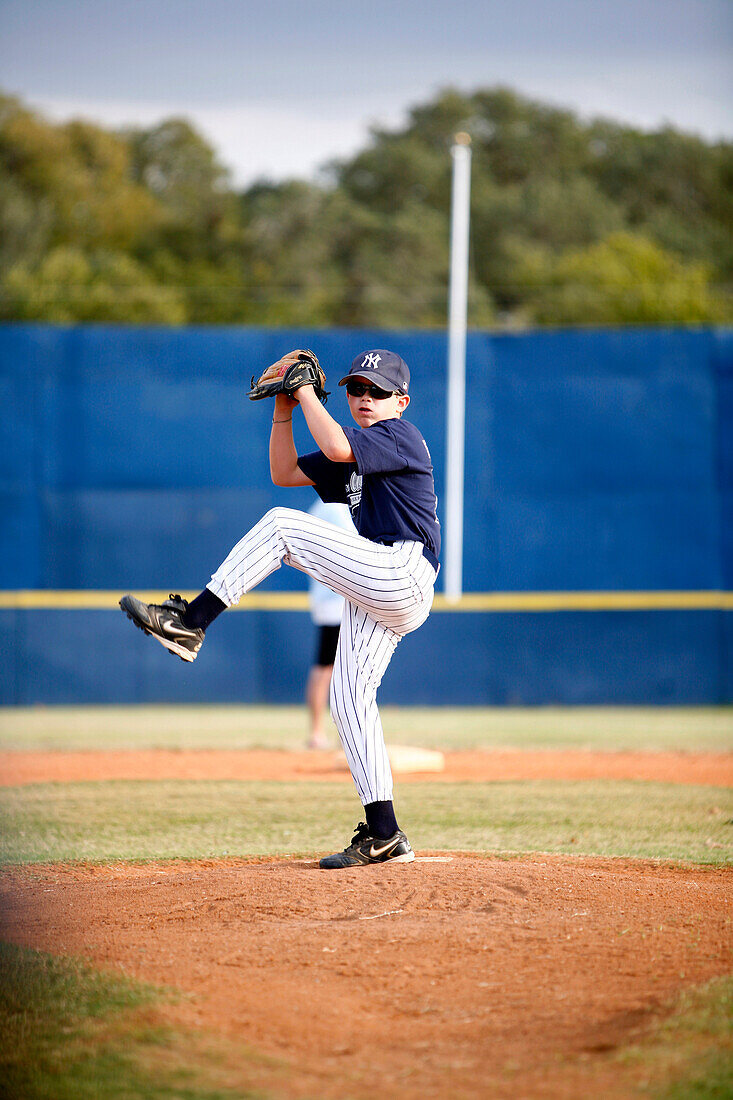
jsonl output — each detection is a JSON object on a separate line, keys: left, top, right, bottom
{"left": 360, "top": 352, "right": 382, "bottom": 370}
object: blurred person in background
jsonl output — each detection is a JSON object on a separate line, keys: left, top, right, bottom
{"left": 305, "top": 499, "right": 356, "bottom": 749}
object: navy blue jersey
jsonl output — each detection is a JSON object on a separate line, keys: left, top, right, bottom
{"left": 297, "top": 418, "right": 440, "bottom": 569}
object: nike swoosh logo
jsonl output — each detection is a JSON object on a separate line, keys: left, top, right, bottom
{"left": 369, "top": 838, "right": 400, "bottom": 859}
{"left": 161, "top": 617, "right": 196, "bottom": 637}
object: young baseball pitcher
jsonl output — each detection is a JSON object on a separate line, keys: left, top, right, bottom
{"left": 120, "top": 348, "right": 440, "bottom": 868}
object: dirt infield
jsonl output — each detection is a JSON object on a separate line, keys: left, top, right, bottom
{"left": 1, "top": 749, "right": 731, "bottom": 1097}
{"left": 2, "top": 747, "right": 732, "bottom": 786}
{"left": 1, "top": 855, "right": 731, "bottom": 1100}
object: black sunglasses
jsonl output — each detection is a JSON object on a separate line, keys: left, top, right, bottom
{"left": 345, "top": 381, "right": 398, "bottom": 400}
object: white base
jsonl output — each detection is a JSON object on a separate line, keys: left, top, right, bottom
{"left": 387, "top": 745, "right": 445, "bottom": 774}
{"left": 331, "top": 745, "right": 445, "bottom": 775}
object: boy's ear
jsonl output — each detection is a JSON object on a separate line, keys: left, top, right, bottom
{"left": 397, "top": 393, "right": 410, "bottom": 414}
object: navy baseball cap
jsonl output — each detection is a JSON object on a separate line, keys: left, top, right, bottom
{"left": 339, "top": 350, "right": 410, "bottom": 394}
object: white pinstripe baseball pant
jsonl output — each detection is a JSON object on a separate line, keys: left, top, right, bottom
{"left": 207, "top": 507, "right": 437, "bottom": 804}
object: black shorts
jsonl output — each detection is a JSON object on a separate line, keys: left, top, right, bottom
{"left": 315, "top": 624, "right": 340, "bottom": 667}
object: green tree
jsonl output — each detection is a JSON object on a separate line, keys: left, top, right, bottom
{"left": 585, "top": 122, "right": 733, "bottom": 275}
{"left": 2, "top": 247, "right": 186, "bottom": 324}
{"left": 126, "top": 119, "right": 248, "bottom": 321}
{"left": 127, "top": 119, "right": 242, "bottom": 260}
{"left": 1, "top": 87, "right": 731, "bottom": 328}
{"left": 329, "top": 86, "right": 732, "bottom": 324}
{"left": 237, "top": 180, "right": 352, "bottom": 325}
{"left": 331, "top": 200, "right": 493, "bottom": 328}
{"left": 516, "top": 232, "right": 729, "bottom": 325}
{"left": 0, "top": 95, "right": 163, "bottom": 258}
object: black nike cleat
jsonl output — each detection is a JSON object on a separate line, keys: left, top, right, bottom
{"left": 119, "top": 593, "right": 204, "bottom": 662}
{"left": 319, "top": 822, "right": 415, "bottom": 869}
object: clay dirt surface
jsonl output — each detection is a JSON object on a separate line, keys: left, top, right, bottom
{"left": 2, "top": 747, "right": 732, "bottom": 786}
{"left": 0, "top": 856, "right": 731, "bottom": 1100}
{"left": 1, "top": 748, "right": 731, "bottom": 1099}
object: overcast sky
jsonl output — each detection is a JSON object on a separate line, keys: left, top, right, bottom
{"left": 1, "top": 0, "right": 731, "bottom": 187}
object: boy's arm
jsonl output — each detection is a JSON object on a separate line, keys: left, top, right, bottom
{"left": 269, "top": 394, "right": 315, "bottom": 487}
{"left": 296, "top": 386, "right": 355, "bottom": 462}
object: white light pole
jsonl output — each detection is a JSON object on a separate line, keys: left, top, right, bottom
{"left": 445, "top": 132, "right": 472, "bottom": 603}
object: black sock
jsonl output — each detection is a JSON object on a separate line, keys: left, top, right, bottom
{"left": 183, "top": 588, "right": 227, "bottom": 631}
{"left": 365, "top": 800, "right": 399, "bottom": 839}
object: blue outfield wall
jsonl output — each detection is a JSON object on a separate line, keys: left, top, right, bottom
{"left": 1, "top": 323, "right": 731, "bottom": 705}
{"left": 1, "top": 608, "right": 730, "bottom": 707}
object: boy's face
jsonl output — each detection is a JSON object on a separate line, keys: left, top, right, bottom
{"left": 346, "top": 376, "right": 410, "bottom": 429}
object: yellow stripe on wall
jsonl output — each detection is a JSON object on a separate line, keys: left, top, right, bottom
{"left": 434, "top": 591, "right": 733, "bottom": 611}
{"left": 0, "top": 590, "right": 731, "bottom": 612}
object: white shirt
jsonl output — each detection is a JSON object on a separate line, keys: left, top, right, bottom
{"left": 308, "top": 500, "right": 356, "bottom": 625}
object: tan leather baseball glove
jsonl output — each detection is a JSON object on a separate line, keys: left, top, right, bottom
{"left": 248, "top": 349, "right": 329, "bottom": 404}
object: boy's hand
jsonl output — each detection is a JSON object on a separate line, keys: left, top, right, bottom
{"left": 274, "top": 392, "right": 297, "bottom": 413}
{"left": 249, "top": 350, "right": 329, "bottom": 405}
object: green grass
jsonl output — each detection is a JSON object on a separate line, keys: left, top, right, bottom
{"left": 0, "top": 704, "right": 731, "bottom": 752}
{"left": 614, "top": 974, "right": 733, "bottom": 1099}
{"left": 0, "top": 941, "right": 268, "bottom": 1099}
{"left": 1, "top": 779, "right": 730, "bottom": 865}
